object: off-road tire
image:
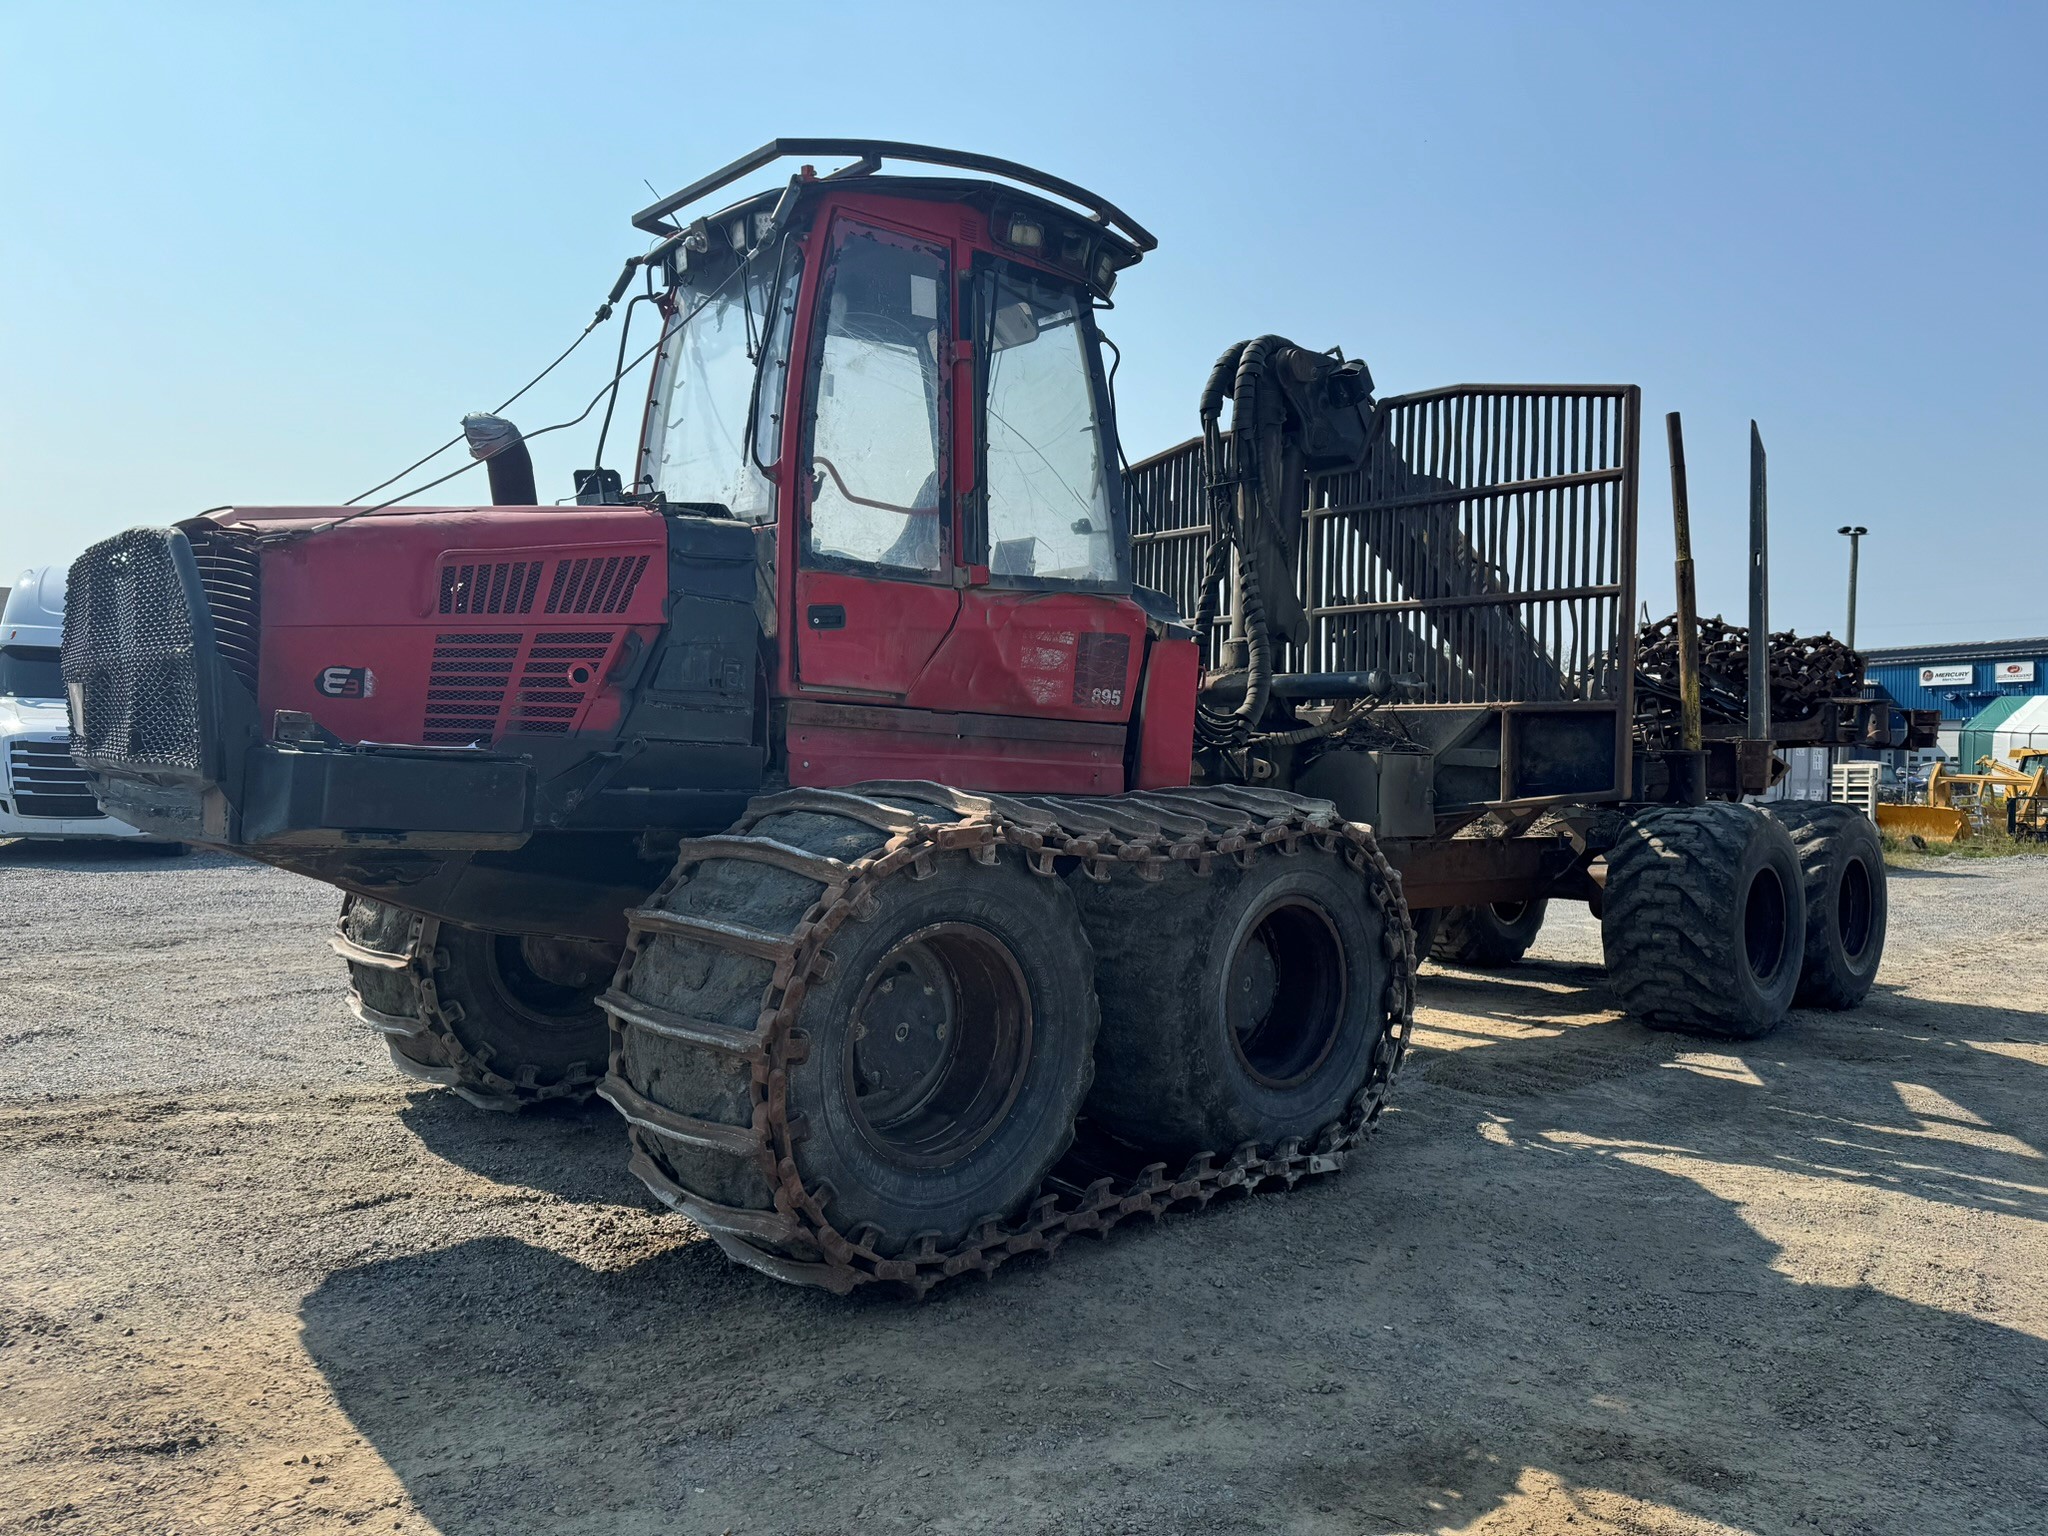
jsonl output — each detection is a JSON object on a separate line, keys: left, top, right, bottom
{"left": 1074, "top": 846, "right": 1405, "bottom": 1160}
{"left": 610, "top": 805, "right": 1099, "bottom": 1260}
{"left": 334, "top": 896, "right": 613, "bottom": 1112}
{"left": 1760, "top": 801, "right": 1887, "bottom": 1009}
{"left": 1601, "top": 803, "right": 1805, "bottom": 1039}
{"left": 1408, "top": 907, "right": 1442, "bottom": 961}
{"left": 1430, "top": 899, "right": 1549, "bottom": 968}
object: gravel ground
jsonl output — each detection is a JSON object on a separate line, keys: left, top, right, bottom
{"left": 2, "top": 843, "right": 2045, "bottom": 1535}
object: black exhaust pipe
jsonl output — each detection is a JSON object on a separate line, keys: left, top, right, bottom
{"left": 461, "top": 413, "right": 538, "bottom": 506}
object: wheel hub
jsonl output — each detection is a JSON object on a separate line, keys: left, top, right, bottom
{"left": 486, "top": 934, "right": 613, "bottom": 1025}
{"left": 1741, "top": 867, "right": 1791, "bottom": 984}
{"left": 844, "top": 923, "right": 1032, "bottom": 1168}
{"left": 849, "top": 946, "right": 957, "bottom": 1122}
{"left": 1838, "top": 858, "right": 1874, "bottom": 959}
{"left": 1225, "top": 897, "right": 1347, "bottom": 1089}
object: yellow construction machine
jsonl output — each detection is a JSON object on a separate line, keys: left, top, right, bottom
{"left": 1879, "top": 753, "right": 2048, "bottom": 843}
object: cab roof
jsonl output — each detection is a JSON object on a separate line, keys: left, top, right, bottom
{"left": 633, "top": 138, "right": 1156, "bottom": 255}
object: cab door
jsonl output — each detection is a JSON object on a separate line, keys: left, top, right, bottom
{"left": 905, "top": 257, "right": 1147, "bottom": 725}
{"left": 792, "top": 215, "right": 961, "bottom": 696}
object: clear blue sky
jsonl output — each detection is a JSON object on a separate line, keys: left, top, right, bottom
{"left": 2, "top": 2, "right": 2040, "bottom": 646}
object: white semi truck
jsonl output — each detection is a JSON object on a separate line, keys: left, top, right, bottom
{"left": 1, "top": 566, "right": 177, "bottom": 848}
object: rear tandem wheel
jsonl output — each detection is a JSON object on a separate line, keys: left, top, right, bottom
{"left": 1759, "top": 800, "right": 1888, "bottom": 1009}
{"left": 1427, "top": 899, "right": 1549, "bottom": 968}
{"left": 1600, "top": 803, "right": 1805, "bottom": 1039}
{"left": 1074, "top": 845, "right": 1409, "bottom": 1161}
{"left": 333, "top": 895, "right": 614, "bottom": 1111}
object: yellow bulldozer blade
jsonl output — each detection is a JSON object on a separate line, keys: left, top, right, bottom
{"left": 1875, "top": 803, "right": 1972, "bottom": 843}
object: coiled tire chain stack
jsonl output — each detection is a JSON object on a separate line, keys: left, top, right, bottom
{"left": 333, "top": 895, "right": 609, "bottom": 1112}
{"left": 600, "top": 781, "right": 1415, "bottom": 1298}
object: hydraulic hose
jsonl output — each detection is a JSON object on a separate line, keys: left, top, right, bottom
{"left": 1194, "top": 338, "right": 1292, "bottom": 747}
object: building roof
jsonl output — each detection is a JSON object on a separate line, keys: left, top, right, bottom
{"left": 1862, "top": 637, "right": 2048, "bottom": 666}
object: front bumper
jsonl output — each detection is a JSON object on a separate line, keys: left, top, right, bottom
{"left": 93, "top": 738, "right": 535, "bottom": 848}
{"left": 0, "top": 808, "right": 147, "bottom": 840}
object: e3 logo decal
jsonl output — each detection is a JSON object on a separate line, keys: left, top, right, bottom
{"left": 315, "top": 666, "right": 375, "bottom": 699}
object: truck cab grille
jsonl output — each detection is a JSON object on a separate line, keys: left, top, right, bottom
{"left": 8, "top": 734, "right": 101, "bottom": 819}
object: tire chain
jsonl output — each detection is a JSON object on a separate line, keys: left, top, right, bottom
{"left": 330, "top": 898, "right": 600, "bottom": 1111}
{"left": 598, "top": 781, "right": 1416, "bottom": 1297}
{"left": 1635, "top": 614, "right": 1863, "bottom": 733}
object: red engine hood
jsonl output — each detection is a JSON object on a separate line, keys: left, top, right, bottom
{"left": 200, "top": 504, "right": 672, "bottom": 748}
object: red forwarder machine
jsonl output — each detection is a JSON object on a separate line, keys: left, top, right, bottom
{"left": 63, "top": 142, "right": 1927, "bottom": 1295}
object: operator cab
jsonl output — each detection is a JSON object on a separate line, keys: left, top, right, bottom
{"left": 625, "top": 141, "right": 1188, "bottom": 792}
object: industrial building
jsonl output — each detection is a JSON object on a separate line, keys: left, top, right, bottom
{"left": 1862, "top": 636, "right": 2048, "bottom": 771}
{"left": 1862, "top": 636, "right": 2048, "bottom": 722}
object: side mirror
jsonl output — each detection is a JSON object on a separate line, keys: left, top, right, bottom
{"left": 991, "top": 301, "right": 1039, "bottom": 352}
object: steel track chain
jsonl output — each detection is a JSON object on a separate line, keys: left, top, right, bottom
{"left": 598, "top": 781, "right": 1416, "bottom": 1297}
{"left": 331, "top": 898, "right": 599, "bottom": 1111}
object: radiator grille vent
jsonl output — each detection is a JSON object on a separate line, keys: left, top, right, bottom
{"left": 185, "top": 524, "right": 262, "bottom": 691}
{"left": 422, "top": 632, "right": 519, "bottom": 745}
{"left": 439, "top": 560, "right": 543, "bottom": 616}
{"left": 544, "top": 554, "right": 650, "bottom": 616}
{"left": 420, "top": 631, "right": 617, "bottom": 744}
{"left": 514, "top": 631, "right": 615, "bottom": 734}
{"left": 61, "top": 528, "right": 202, "bottom": 771}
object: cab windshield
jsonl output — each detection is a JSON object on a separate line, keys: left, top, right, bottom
{"left": 0, "top": 643, "right": 64, "bottom": 701}
{"left": 638, "top": 239, "right": 800, "bottom": 523}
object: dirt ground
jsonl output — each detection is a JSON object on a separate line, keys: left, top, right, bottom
{"left": 3, "top": 842, "right": 2046, "bottom": 1536}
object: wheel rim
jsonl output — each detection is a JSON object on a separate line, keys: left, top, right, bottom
{"left": 1224, "top": 897, "right": 1347, "bottom": 1089}
{"left": 844, "top": 922, "right": 1032, "bottom": 1169}
{"left": 1837, "top": 857, "right": 1875, "bottom": 959}
{"left": 485, "top": 934, "right": 610, "bottom": 1027}
{"left": 1741, "top": 867, "right": 1792, "bottom": 985}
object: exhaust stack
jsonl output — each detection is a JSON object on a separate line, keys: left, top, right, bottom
{"left": 461, "top": 413, "right": 538, "bottom": 506}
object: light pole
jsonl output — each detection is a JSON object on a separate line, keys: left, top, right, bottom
{"left": 1837, "top": 525, "right": 1868, "bottom": 649}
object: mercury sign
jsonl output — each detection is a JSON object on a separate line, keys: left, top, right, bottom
{"left": 1920, "top": 664, "right": 1974, "bottom": 687}
{"left": 1998, "top": 660, "right": 2037, "bottom": 684}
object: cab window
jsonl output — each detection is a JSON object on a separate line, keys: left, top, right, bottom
{"left": 803, "top": 225, "right": 950, "bottom": 576}
{"left": 979, "top": 266, "right": 1119, "bottom": 586}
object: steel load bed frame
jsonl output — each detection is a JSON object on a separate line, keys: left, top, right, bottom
{"left": 1131, "top": 384, "right": 1642, "bottom": 815}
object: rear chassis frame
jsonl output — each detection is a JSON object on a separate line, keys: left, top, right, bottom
{"left": 1128, "top": 384, "right": 1931, "bottom": 912}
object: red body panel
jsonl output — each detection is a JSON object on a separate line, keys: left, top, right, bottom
{"left": 793, "top": 567, "right": 958, "bottom": 697}
{"left": 218, "top": 506, "right": 666, "bottom": 747}
{"left": 1132, "top": 636, "right": 1200, "bottom": 790}
{"left": 904, "top": 589, "right": 1146, "bottom": 722}
{"left": 786, "top": 701, "right": 1123, "bottom": 794}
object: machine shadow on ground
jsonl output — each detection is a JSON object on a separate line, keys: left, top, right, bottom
{"left": 0, "top": 840, "right": 233, "bottom": 870}
{"left": 300, "top": 959, "right": 2048, "bottom": 1536}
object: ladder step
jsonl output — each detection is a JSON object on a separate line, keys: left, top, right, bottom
{"left": 625, "top": 907, "right": 797, "bottom": 962}
{"left": 677, "top": 834, "right": 850, "bottom": 885}
{"left": 596, "top": 1078, "right": 760, "bottom": 1157}
{"left": 599, "top": 988, "right": 765, "bottom": 1061}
